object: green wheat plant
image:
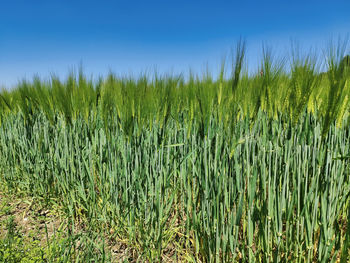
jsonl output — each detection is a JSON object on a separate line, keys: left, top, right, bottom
{"left": 0, "top": 40, "right": 349, "bottom": 262}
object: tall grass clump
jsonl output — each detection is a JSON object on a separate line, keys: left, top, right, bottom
{"left": 322, "top": 36, "right": 350, "bottom": 136}
{"left": 286, "top": 43, "right": 319, "bottom": 124}
{"left": 0, "top": 39, "right": 349, "bottom": 262}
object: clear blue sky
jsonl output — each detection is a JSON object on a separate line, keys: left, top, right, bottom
{"left": 1, "top": 0, "right": 350, "bottom": 87}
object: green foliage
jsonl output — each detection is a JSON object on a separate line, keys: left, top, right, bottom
{"left": 287, "top": 44, "right": 319, "bottom": 123}
{"left": 322, "top": 36, "right": 350, "bottom": 136}
{"left": 0, "top": 110, "right": 349, "bottom": 262}
{"left": 0, "top": 41, "right": 350, "bottom": 262}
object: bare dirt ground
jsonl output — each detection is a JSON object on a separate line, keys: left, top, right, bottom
{"left": 0, "top": 190, "right": 63, "bottom": 245}
{"left": 0, "top": 190, "right": 148, "bottom": 262}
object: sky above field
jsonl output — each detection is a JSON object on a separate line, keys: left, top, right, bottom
{"left": 1, "top": 0, "right": 350, "bottom": 87}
